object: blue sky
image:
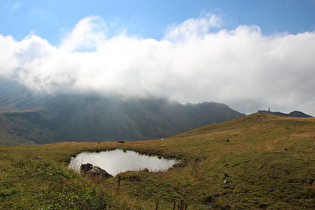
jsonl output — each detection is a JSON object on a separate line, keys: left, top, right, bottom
{"left": 1, "top": 0, "right": 315, "bottom": 115}
{"left": 1, "top": 0, "right": 315, "bottom": 45}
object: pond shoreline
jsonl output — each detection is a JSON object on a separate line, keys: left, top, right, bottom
{"left": 68, "top": 149, "right": 179, "bottom": 176}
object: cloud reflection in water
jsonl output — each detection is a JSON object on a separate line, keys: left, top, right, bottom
{"left": 68, "top": 149, "right": 178, "bottom": 176}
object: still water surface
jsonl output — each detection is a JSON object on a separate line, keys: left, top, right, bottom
{"left": 68, "top": 149, "right": 178, "bottom": 176}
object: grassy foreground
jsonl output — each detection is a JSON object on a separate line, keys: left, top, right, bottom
{"left": 0, "top": 113, "right": 314, "bottom": 209}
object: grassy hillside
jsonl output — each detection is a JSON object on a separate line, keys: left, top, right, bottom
{"left": 0, "top": 107, "right": 55, "bottom": 145}
{"left": 0, "top": 113, "right": 314, "bottom": 209}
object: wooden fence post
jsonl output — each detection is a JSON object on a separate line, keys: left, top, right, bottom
{"left": 117, "top": 175, "right": 121, "bottom": 191}
{"left": 184, "top": 203, "right": 188, "bottom": 210}
{"left": 180, "top": 199, "right": 184, "bottom": 210}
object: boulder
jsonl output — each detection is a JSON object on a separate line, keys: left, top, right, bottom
{"left": 80, "top": 163, "right": 112, "bottom": 179}
{"left": 80, "top": 163, "right": 93, "bottom": 174}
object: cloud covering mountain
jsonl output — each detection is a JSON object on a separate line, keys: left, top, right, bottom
{"left": 1, "top": 14, "right": 315, "bottom": 115}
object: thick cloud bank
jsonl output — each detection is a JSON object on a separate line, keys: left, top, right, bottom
{"left": 1, "top": 15, "right": 315, "bottom": 115}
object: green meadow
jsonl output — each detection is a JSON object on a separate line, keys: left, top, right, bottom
{"left": 0, "top": 113, "right": 314, "bottom": 209}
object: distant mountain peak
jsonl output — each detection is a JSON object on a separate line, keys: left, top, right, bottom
{"left": 288, "top": 111, "right": 313, "bottom": 118}
{"left": 257, "top": 110, "right": 313, "bottom": 118}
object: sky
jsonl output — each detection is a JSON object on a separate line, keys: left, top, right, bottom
{"left": 1, "top": 0, "right": 315, "bottom": 115}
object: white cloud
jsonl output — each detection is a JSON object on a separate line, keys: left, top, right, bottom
{"left": 164, "top": 13, "right": 222, "bottom": 41}
{"left": 60, "top": 16, "right": 107, "bottom": 52}
{"left": 0, "top": 15, "right": 315, "bottom": 115}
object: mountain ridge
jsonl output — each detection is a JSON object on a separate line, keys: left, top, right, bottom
{"left": 258, "top": 110, "right": 313, "bottom": 118}
{"left": 0, "top": 79, "right": 244, "bottom": 145}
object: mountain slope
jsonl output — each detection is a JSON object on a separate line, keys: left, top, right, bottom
{"left": 0, "top": 108, "right": 56, "bottom": 145}
{"left": 125, "top": 112, "right": 315, "bottom": 208}
{"left": 0, "top": 79, "right": 244, "bottom": 145}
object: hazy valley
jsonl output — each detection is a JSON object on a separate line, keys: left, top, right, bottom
{"left": 0, "top": 78, "right": 243, "bottom": 145}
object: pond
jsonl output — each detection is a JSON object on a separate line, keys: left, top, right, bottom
{"left": 68, "top": 149, "right": 179, "bottom": 176}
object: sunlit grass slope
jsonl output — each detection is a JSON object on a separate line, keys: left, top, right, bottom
{"left": 0, "top": 113, "right": 314, "bottom": 209}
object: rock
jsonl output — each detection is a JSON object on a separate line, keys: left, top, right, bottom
{"left": 224, "top": 139, "right": 230, "bottom": 142}
{"left": 80, "top": 163, "right": 93, "bottom": 174}
{"left": 80, "top": 163, "right": 113, "bottom": 179}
